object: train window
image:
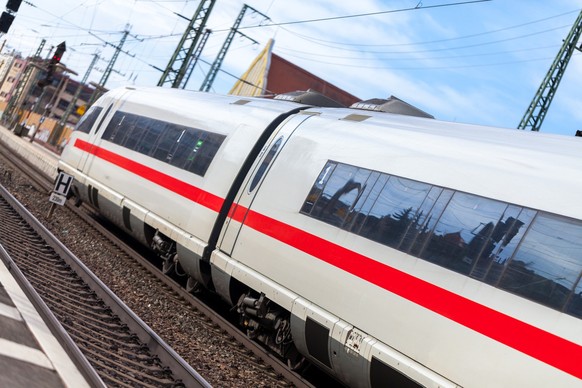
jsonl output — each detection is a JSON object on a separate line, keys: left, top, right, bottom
{"left": 75, "top": 106, "right": 102, "bottom": 134}
{"left": 408, "top": 188, "right": 453, "bottom": 257}
{"left": 99, "top": 111, "right": 225, "bottom": 177}
{"left": 344, "top": 171, "right": 382, "bottom": 232}
{"left": 137, "top": 119, "right": 166, "bottom": 156}
{"left": 170, "top": 128, "right": 202, "bottom": 169}
{"left": 309, "top": 163, "right": 361, "bottom": 227}
{"left": 316, "top": 165, "right": 372, "bottom": 228}
{"left": 477, "top": 207, "right": 535, "bottom": 284}
{"left": 92, "top": 104, "right": 113, "bottom": 135}
{"left": 391, "top": 185, "right": 441, "bottom": 253}
{"left": 102, "top": 111, "right": 126, "bottom": 142}
{"left": 123, "top": 116, "right": 150, "bottom": 151}
{"left": 112, "top": 113, "right": 138, "bottom": 146}
{"left": 348, "top": 174, "right": 388, "bottom": 234}
{"left": 151, "top": 124, "right": 184, "bottom": 162}
{"left": 301, "top": 161, "right": 338, "bottom": 215}
{"left": 187, "top": 132, "right": 226, "bottom": 176}
{"left": 499, "top": 214, "right": 582, "bottom": 315}
{"left": 360, "top": 177, "right": 432, "bottom": 249}
{"left": 248, "top": 137, "right": 283, "bottom": 193}
{"left": 301, "top": 161, "right": 582, "bottom": 319}
{"left": 421, "top": 193, "right": 510, "bottom": 276}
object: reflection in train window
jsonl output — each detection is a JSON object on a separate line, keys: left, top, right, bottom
{"left": 102, "top": 111, "right": 125, "bottom": 141}
{"left": 98, "top": 110, "right": 225, "bottom": 177}
{"left": 113, "top": 113, "right": 137, "bottom": 146}
{"left": 75, "top": 106, "right": 103, "bottom": 134}
{"left": 361, "top": 177, "right": 432, "bottom": 249}
{"left": 314, "top": 164, "right": 368, "bottom": 227}
{"left": 301, "top": 161, "right": 337, "bottom": 214}
{"left": 404, "top": 187, "right": 452, "bottom": 256}
{"left": 301, "top": 160, "right": 582, "bottom": 319}
{"left": 189, "top": 132, "right": 225, "bottom": 176}
{"left": 152, "top": 125, "right": 184, "bottom": 162}
{"left": 170, "top": 129, "right": 201, "bottom": 169}
{"left": 344, "top": 171, "right": 381, "bottom": 232}
{"left": 499, "top": 214, "right": 582, "bottom": 312}
{"left": 422, "top": 193, "right": 509, "bottom": 275}
{"left": 123, "top": 116, "right": 150, "bottom": 151}
{"left": 137, "top": 120, "right": 166, "bottom": 155}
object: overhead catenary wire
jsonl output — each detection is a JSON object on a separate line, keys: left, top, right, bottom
{"left": 275, "top": 8, "right": 581, "bottom": 48}
{"left": 5, "top": 0, "right": 580, "bottom": 135}
{"left": 10, "top": 2, "right": 573, "bottom": 78}
{"left": 232, "top": 0, "right": 493, "bottom": 30}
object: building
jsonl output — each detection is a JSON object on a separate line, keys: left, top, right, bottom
{"left": 0, "top": 52, "right": 96, "bottom": 144}
{"left": 229, "top": 39, "right": 360, "bottom": 107}
{"left": 229, "top": 39, "right": 434, "bottom": 119}
{"left": 0, "top": 53, "right": 25, "bottom": 102}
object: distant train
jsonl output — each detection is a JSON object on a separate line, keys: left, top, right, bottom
{"left": 58, "top": 86, "right": 582, "bottom": 387}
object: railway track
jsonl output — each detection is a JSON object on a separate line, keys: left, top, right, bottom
{"left": 0, "top": 139, "right": 322, "bottom": 386}
{"left": 0, "top": 182, "right": 209, "bottom": 387}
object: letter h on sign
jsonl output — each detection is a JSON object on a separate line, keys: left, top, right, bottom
{"left": 53, "top": 172, "right": 74, "bottom": 196}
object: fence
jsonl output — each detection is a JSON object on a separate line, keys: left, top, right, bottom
{"left": 0, "top": 100, "right": 74, "bottom": 149}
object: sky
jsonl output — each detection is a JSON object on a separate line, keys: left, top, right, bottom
{"left": 1, "top": 0, "right": 581, "bottom": 136}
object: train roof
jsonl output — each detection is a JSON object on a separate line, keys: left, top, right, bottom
{"left": 297, "top": 106, "right": 582, "bottom": 219}
{"left": 98, "top": 86, "right": 312, "bottom": 126}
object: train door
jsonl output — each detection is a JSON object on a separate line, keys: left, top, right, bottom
{"left": 76, "top": 92, "right": 128, "bottom": 174}
{"left": 218, "top": 113, "right": 315, "bottom": 255}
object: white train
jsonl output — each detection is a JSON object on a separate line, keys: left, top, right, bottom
{"left": 58, "top": 86, "right": 582, "bottom": 387}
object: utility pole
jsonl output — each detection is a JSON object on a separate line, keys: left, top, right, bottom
{"left": 181, "top": 28, "right": 211, "bottom": 89}
{"left": 51, "top": 52, "right": 99, "bottom": 144}
{"left": 517, "top": 10, "right": 582, "bottom": 131}
{"left": 99, "top": 26, "right": 133, "bottom": 87}
{"left": 157, "top": 0, "right": 216, "bottom": 88}
{"left": 200, "top": 4, "right": 268, "bottom": 92}
{"left": 87, "top": 26, "right": 138, "bottom": 105}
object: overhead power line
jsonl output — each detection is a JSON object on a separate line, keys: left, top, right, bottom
{"left": 233, "top": 0, "right": 492, "bottom": 30}
{"left": 277, "top": 9, "right": 581, "bottom": 49}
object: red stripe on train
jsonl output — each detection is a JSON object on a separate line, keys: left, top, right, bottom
{"left": 75, "top": 138, "right": 582, "bottom": 380}
{"left": 239, "top": 208, "right": 582, "bottom": 380}
{"left": 74, "top": 139, "right": 224, "bottom": 212}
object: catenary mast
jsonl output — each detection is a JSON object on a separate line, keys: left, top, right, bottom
{"left": 517, "top": 10, "right": 582, "bottom": 131}
{"left": 157, "top": 0, "right": 216, "bottom": 88}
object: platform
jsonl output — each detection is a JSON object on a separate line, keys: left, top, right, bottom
{"left": 0, "top": 125, "right": 60, "bottom": 180}
{"left": 0, "top": 254, "right": 92, "bottom": 388}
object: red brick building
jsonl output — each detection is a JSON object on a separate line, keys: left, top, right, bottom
{"left": 229, "top": 39, "right": 360, "bottom": 107}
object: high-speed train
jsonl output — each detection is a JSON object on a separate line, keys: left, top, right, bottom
{"left": 58, "top": 86, "right": 582, "bottom": 387}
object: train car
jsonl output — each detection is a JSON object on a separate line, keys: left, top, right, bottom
{"left": 58, "top": 86, "right": 317, "bottom": 288}
{"left": 59, "top": 86, "right": 582, "bottom": 387}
